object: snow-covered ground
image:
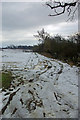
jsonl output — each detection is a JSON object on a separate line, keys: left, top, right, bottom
{"left": 0, "top": 49, "right": 79, "bottom": 118}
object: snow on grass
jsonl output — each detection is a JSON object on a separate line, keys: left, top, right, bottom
{"left": 1, "top": 49, "right": 79, "bottom": 118}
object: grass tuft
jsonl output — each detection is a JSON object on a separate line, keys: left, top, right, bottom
{"left": 0, "top": 71, "right": 13, "bottom": 89}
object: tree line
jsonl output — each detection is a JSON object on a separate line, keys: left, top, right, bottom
{"left": 33, "top": 28, "right": 80, "bottom": 66}
{"left": 3, "top": 45, "right": 33, "bottom": 50}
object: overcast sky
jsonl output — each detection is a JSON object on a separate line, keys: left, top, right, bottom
{"left": 1, "top": 1, "right": 78, "bottom": 47}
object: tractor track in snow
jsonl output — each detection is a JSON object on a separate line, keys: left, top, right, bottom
{"left": 1, "top": 50, "right": 78, "bottom": 118}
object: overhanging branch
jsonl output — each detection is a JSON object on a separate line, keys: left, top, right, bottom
{"left": 46, "top": 0, "right": 78, "bottom": 17}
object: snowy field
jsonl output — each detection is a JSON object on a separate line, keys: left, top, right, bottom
{"left": 0, "top": 49, "right": 79, "bottom": 118}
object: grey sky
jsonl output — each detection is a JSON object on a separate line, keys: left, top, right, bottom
{"left": 1, "top": 1, "right": 78, "bottom": 47}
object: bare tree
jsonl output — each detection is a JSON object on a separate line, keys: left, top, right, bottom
{"left": 34, "top": 28, "right": 50, "bottom": 44}
{"left": 46, "top": 0, "right": 79, "bottom": 20}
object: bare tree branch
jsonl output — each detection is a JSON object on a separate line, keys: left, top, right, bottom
{"left": 49, "top": 7, "right": 65, "bottom": 16}
{"left": 46, "top": 0, "right": 79, "bottom": 19}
